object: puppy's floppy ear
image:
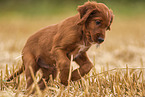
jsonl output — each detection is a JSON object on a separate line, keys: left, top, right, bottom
{"left": 107, "top": 9, "right": 114, "bottom": 30}
{"left": 77, "top": 2, "right": 96, "bottom": 25}
{"left": 110, "top": 9, "right": 114, "bottom": 24}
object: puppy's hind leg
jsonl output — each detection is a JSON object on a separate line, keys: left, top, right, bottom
{"left": 23, "top": 54, "right": 40, "bottom": 90}
{"left": 37, "top": 68, "right": 50, "bottom": 90}
{"left": 37, "top": 66, "right": 58, "bottom": 90}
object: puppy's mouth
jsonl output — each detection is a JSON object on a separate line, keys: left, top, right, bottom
{"left": 87, "top": 34, "right": 103, "bottom": 45}
{"left": 87, "top": 35, "right": 100, "bottom": 48}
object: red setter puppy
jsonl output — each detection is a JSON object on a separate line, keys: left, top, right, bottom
{"left": 7, "top": 1, "right": 113, "bottom": 91}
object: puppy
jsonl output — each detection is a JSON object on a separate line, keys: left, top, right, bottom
{"left": 7, "top": 1, "right": 113, "bottom": 91}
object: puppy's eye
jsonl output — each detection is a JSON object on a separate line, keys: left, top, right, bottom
{"left": 96, "top": 20, "right": 101, "bottom": 25}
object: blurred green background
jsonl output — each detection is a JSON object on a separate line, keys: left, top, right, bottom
{"left": 0, "top": 0, "right": 145, "bottom": 17}
{"left": 0, "top": 0, "right": 145, "bottom": 70}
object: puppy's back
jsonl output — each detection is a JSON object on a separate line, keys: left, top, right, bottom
{"left": 22, "top": 24, "right": 58, "bottom": 56}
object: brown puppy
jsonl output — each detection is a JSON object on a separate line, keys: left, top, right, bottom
{"left": 7, "top": 1, "right": 113, "bottom": 91}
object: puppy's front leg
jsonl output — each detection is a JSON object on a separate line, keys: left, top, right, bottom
{"left": 54, "top": 49, "right": 70, "bottom": 86}
{"left": 71, "top": 52, "right": 93, "bottom": 81}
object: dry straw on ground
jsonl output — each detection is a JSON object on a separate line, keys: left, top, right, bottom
{"left": 0, "top": 59, "right": 145, "bottom": 97}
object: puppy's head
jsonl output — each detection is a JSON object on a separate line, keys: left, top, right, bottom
{"left": 77, "top": 1, "right": 114, "bottom": 44}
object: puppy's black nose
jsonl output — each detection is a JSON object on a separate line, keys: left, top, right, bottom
{"left": 98, "top": 37, "right": 104, "bottom": 43}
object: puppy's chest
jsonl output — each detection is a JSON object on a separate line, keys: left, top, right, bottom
{"left": 70, "top": 44, "right": 89, "bottom": 58}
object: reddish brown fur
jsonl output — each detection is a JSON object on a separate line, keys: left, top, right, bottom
{"left": 7, "top": 1, "right": 113, "bottom": 92}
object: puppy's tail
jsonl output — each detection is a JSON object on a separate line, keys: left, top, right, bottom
{"left": 6, "top": 65, "right": 25, "bottom": 82}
